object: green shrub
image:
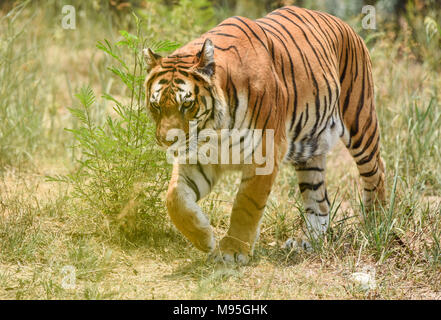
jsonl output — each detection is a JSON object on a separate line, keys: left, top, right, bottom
{"left": 50, "top": 15, "right": 179, "bottom": 236}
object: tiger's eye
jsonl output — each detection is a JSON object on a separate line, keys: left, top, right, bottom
{"left": 181, "top": 101, "right": 194, "bottom": 110}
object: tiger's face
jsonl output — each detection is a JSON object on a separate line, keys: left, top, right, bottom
{"left": 144, "top": 39, "right": 216, "bottom": 148}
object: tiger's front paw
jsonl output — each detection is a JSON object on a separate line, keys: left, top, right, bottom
{"left": 191, "top": 229, "right": 216, "bottom": 253}
{"left": 209, "top": 250, "right": 250, "bottom": 265}
{"left": 209, "top": 236, "right": 252, "bottom": 265}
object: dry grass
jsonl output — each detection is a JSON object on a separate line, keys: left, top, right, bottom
{"left": 1, "top": 139, "right": 439, "bottom": 299}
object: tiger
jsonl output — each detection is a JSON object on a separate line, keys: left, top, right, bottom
{"left": 143, "top": 5, "right": 386, "bottom": 264}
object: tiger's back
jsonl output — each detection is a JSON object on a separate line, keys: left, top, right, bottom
{"left": 173, "top": 6, "right": 381, "bottom": 166}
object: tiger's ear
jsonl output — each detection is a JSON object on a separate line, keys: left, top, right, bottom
{"left": 195, "top": 38, "right": 215, "bottom": 78}
{"left": 143, "top": 48, "right": 162, "bottom": 71}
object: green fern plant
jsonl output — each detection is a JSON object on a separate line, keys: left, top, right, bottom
{"left": 49, "top": 15, "right": 178, "bottom": 238}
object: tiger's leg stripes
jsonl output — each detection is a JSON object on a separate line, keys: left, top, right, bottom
{"left": 339, "top": 68, "right": 386, "bottom": 208}
{"left": 338, "top": 31, "right": 386, "bottom": 209}
{"left": 214, "top": 167, "right": 278, "bottom": 264}
{"left": 294, "top": 155, "right": 330, "bottom": 239}
{"left": 166, "top": 163, "right": 219, "bottom": 252}
{"left": 347, "top": 131, "right": 386, "bottom": 209}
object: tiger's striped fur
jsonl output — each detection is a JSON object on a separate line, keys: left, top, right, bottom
{"left": 144, "top": 6, "right": 385, "bottom": 263}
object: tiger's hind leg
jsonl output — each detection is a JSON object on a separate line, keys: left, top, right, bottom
{"left": 297, "top": 155, "right": 330, "bottom": 238}
{"left": 285, "top": 155, "right": 331, "bottom": 250}
{"left": 340, "top": 95, "right": 386, "bottom": 209}
{"left": 339, "top": 36, "right": 386, "bottom": 209}
{"left": 344, "top": 129, "right": 386, "bottom": 210}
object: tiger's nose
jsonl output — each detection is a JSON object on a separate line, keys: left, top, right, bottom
{"left": 157, "top": 135, "right": 175, "bottom": 147}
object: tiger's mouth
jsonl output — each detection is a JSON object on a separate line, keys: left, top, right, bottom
{"left": 156, "top": 134, "right": 177, "bottom": 149}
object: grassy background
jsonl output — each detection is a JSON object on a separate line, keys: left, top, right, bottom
{"left": 0, "top": 0, "right": 440, "bottom": 299}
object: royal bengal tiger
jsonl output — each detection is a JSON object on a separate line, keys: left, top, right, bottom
{"left": 143, "top": 6, "right": 385, "bottom": 264}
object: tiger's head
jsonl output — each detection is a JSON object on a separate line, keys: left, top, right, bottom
{"left": 144, "top": 39, "right": 221, "bottom": 148}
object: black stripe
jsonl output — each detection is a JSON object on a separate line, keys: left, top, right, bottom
{"left": 317, "top": 191, "right": 331, "bottom": 206}
{"left": 271, "top": 11, "right": 328, "bottom": 75}
{"left": 232, "top": 16, "right": 270, "bottom": 54}
{"left": 299, "top": 181, "right": 324, "bottom": 193}
{"left": 260, "top": 17, "right": 299, "bottom": 127}
{"left": 209, "top": 31, "right": 238, "bottom": 38}
{"left": 168, "top": 54, "right": 193, "bottom": 59}
{"left": 227, "top": 72, "right": 239, "bottom": 129}
{"left": 283, "top": 8, "right": 336, "bottom": 73}
{"left": 256, "top": 22, "right": 292, "bottom": 113}
{"left": 293, "top": 112, "right": 304, "bottom": 139}
{"left": 242, "top": 193, "right": 266, "bottom": 211}
{"left": 181, "top": 174, "right": 201, "bottom": 201}
{"left": 353, "top": 121, "right": 378, "bottom": 158}
{"left": 197, "top": 163, "right": 211, "bottom": 189}
{"left": 178, "top": 69, "right": 188, "bottom": 77}
{"left": 214, "top": 45, "right": 242, "bottom": 64}
{"left": 356, "top": 137, "right": 379, "bottom": 166}
{"left": 360, "top": 165, "right": 379, "bottom": 178}
{"left": 303, "top": 9, "right": 338, "bottom": 55}
{"left": 352, "top": 109, "right": 373, "bottom": 149}
{"left": 305, "top": 207, "right": 329, "bottom": 217}
{"left": 218, "top": 22, "right": 256, "bottom": 51}
{"left": 296, "top": 167, "right": 324, "bottom": 172}
{"left": 238, "top": 77, "right": 252, "bottom": 129}
{"left": 350, "top": 53, "right": 367, "bottom": 140}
